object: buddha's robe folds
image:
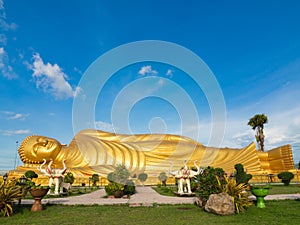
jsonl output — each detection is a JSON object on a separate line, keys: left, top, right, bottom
{"left": 15, "top": 129, "right": 295, "bottom": 177}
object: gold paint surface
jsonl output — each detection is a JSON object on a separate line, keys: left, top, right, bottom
{"left": 14, "top": 129, "right": 295, "bottom": 178}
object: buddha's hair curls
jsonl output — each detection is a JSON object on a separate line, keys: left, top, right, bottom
{"left": 18, "top": 135, "right": 42, "bottom": 164}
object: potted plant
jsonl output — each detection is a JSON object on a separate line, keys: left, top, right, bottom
{"left": 29, "top": 184, "right": 50, "bottom": 212}
{"left": 24, "top": 171, "right": 49, "bottom": 212}
{"left": 250, "top": 185, "right": 271, "bottom": 208}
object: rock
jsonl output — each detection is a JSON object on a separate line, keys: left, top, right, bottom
{"left": 204, "top": 192, "right": 235, "bottom": 215}
{"left": 195, "top": 197, "right": 205, "bottom": 207}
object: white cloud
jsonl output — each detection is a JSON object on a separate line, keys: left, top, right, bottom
{"left": 219, "top": 105, "right": 300, "bottom": 165}
{"left": 0, "top": 33, "right": 6, "bottom": 45}
{"left": 0, "top": 0, "right": 17, "bottom": 31}
{"left": 74, "top": 86, "right": 84, "bottom": 98}
{"left": 0, "top": 19, "right": 17, "bottom": 31}
{"left": 1, "top": 111, "right": 30, "bottom": 121}
{"left": 1, "top": 129, "right": 31, "bottom": 136}
{"left": 95, "top": 121, "right": 115, "bottom": 132}
{"left": 157, "top": 78, "right": 165, "bottom": 86}
{"left": 166, "top": 69, "right": 173, "bottom": 77}
{"left": 30, "top": 53, "right": 77, "bottom": 100}
{"left": 7, "top": 113, "right": 30, "bottom": 121}
{"left": 0, "top": 47, "right": 17, "bottom": 79}
{"left": 0, "top": 1, "right": 17, "bottom": 79}
{"left": 138, "top": 65, "right": 158, "bottom": 76}
{"left": 74, "top": 66, "right": 83, "bottom": 74}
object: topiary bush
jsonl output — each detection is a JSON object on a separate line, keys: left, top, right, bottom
{"left": 24, "top": 170, "right": 39, "bottom": 189}
{"left": 105, "top": 164, "right": 135, "bottom": 198}
{"left": 91, "top": 174, "right": 99, "bottom": 186}
{"left": 158, "top": 172, "right": 168, "bottom": 186}
{"left": 104, "top": 182, "right": 124, "bottom": 197}
{"left": 108, "top": 164, "right": 130, "bottom": 185}
{"left": 64, "top": 172, "right": 75, "bottom": 184}
{"left": 25, "top": 170, "right": 38, "bottom": 180}
{"left": 278, "top": 171, "right": 294, "bottom": 186}
{"left": 193, "top": 166, "right": 225, "bottom": 203}
{"left": 234, "top": 163, "right": 252, "bottom": 184}
{"left": 138, "top": 173, "right": 148, "bottom": 186}
{"left": 124, "top": 180, "right": 136, "bottom": 195}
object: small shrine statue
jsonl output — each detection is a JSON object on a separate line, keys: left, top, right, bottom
{"left": 169, "top": 160, "right": 203, "bottom": 194}
{"left": 38, "top": 158, "right": 67, "bottom": 195}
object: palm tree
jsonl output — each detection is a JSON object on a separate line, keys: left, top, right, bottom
{"left": 247, "top": 114, "right": 268, "bottom": 151}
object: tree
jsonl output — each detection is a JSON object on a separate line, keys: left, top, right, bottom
{"left": 234, "top": 164, "right": 252, "bottom": 184}
{"left": 138, "top": 173, "right": 148, "bottom": 186}
{"left": 247, "top": 114, "right": 268, "bottom": 151}
{"left": 107, "top": 164, "right": 130, "bottom": 185}
{"left": 64, "top": 172, "right": 75, "bottom": 184}
{"left": 91, "top": 174, "right": 99, "bottom": 186}
{"left": 158, "top": 172, "right": 168, "bottom": 186}
{"left": 278, "top": 172, "right": 294, "bottom": 186}
{"left": 24, "top": 170, "right": 38, "bottom": 180}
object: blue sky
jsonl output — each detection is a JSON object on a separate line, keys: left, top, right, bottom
{"left": 1, "top": 0, "right": 300, "bottom": 171}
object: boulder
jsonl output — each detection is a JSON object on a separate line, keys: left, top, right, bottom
{"left": 204, "top": 192, "right": 235, "bottom": 215}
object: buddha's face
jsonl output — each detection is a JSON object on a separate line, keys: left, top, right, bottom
{"left": 20, "top": 135, "right": 62, "bottom": 163}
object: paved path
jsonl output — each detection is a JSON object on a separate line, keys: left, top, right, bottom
{"left": 21, "top": 186, "right": 300, "bottom": 206}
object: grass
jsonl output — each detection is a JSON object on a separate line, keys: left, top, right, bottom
{"left": 1, "top": 184, "right": 299, "bottom": 224}
{"left": 23, "top": 186, "right": 99, "bottom": 199}
{"left": 152, "top": 185, "right": 177, "bottom": 196}
{"left": 153, "top": 184, "right": 300, "bottom": 196}
{"left": 267, "top": 184, "right": 300, "bottom": 195}
{"left": 0, "top": 200, "right": 299, "bottom": 225}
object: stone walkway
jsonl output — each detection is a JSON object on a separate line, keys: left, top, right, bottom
{"left": 20, "top": 186, "right": 300, "bottom": 206}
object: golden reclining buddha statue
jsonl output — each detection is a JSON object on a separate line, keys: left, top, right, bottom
{"left": 15, "top": 129, "right": 295, "bottom": 177}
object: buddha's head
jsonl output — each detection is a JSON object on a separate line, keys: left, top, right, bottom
{"left": 18, "top": 135, "right": 62, "bottom": 164}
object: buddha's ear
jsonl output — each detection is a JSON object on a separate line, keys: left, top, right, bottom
{"left": 32, "top": 148, "right": 37, "bottom": 158}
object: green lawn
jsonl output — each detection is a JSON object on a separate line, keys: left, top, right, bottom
{"left": 153, "top": 184, "right": 300, "bottom": 196}
{"left": 22, "top": 186, "right": 99, "bottom": 199}
{"left": 0, "top": 200, "right": 299, "bottom": 225}
{"left": 267, "top": 184, "right": 300, "bottom": 195}
{"left": 1, "top": 184, "right": 299, "bottom": 224}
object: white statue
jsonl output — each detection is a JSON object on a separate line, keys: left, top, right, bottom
{"left": 169, "top": 160, "right": 203, "bottom": 194}
{"left": 38, "top": 158, "right": 67, "bottom": 195}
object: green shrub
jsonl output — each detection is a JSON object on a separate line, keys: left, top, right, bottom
{"left": 138, "top": 173, "right": 148, "bottom": 186}
{"left": 234, "top": 163, "right": 252, "bottom": 184}
{"left": 124, "top": 180, "right": 136, "bottom": 195}
{"left": 193, "top": 166, "right": 225, "bottom": 203}
{"left": 278, "top": 171, "right": 294, "bottom": 186}
{"left": 107, "top": 172, "right": 117, "bottom": 183}
{"left": 107, "top": 164, "right": 130, "bottom": 185}
{"left": 216, "top": 176, "right": 252, "bottom": 213}
{"left": 105, "top": 165, "right": 135, "bottom": 197}
{"left": 24, "top": 170, "right": 38, "bottom": 180}
{"left": 64, "top": 172, "right": 75, "bottom": 184}
{"left": 0, "top": 179, "right": 21, "bottom": 217}
{"left": 91, "top": 174, "right": 99, "bottom": 186}
{"left": 105, "top": 182, "right": 124, "bottom": 196}
{"left": 158, "top": 172, "right": 168, "bottom": 186}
